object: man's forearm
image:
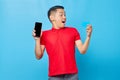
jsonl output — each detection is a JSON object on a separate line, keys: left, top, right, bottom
{"left": 81, "top": 25, "right": 92, "bottom": 54}
{"left": 81, "top": 36, "right": 91, "bottom": 54}
{"left": 35, "top": 39, "right": 43, "bottom": 59}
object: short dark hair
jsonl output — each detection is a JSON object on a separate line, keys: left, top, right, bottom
{"left": 48, "top": 5, "right": 64, "bottom": 21}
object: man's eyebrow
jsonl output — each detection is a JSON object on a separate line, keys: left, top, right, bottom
{"left": 59, "top": 12, "right": 64, "bottom": 13}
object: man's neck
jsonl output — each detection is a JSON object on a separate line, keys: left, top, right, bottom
{"left": 52, "top": 26, "right": 60, "bottom": 29}
{"left": 52, "top": 23, "right": 65, "bottom": 29}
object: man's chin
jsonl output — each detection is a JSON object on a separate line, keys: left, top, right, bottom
{"left": 61, "top": 24, "right": 65, "bottom": 27}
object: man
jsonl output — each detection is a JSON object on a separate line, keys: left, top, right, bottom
{"left": 32, "top": 5, "right": 92, "bottom": 80}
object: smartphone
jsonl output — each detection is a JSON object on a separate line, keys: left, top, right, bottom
{"left": 34, "top": 22, "right": 42, "bottom": 37}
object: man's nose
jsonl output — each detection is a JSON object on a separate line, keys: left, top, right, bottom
{"left": 63, "top": 15, "right": 66, "bottom": 19}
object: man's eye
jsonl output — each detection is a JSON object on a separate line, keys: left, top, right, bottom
{"left": 60, "top": 15, "right": 63, "bottom": 16}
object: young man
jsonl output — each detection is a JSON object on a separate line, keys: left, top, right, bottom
{"left": 32, "top": 5, "right": 92, "bottom": 80}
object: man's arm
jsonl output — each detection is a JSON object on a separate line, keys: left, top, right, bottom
{"left": 35, "top": 38, "right": 45, "bottom": 59}
{"left": 32, "top": 30, "right": 45, "bottom": 59}
{"left": 75, "top": 25, "right": 92, "bottom": 54}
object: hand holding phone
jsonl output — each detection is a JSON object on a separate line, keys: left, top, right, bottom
{"left": 34, "top": 22, "right": 42, "bottom": 37}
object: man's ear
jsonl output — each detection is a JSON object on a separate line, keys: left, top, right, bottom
{"left": 50, "top": 15, "right": 55, "bottom": 22}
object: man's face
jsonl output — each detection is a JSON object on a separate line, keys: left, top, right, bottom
{"left": 51, "top": 9, "right": 66, "bottom": 28}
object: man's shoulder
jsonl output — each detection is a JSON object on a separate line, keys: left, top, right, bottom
{"left": 42, "top": 29, "right": 52, "bottom": 33}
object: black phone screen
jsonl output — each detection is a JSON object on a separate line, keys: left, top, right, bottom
{"left": 34, "top": 22, "right": 42, "bottom": 37}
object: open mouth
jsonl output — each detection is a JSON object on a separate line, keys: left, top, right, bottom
{"left": 62, "top": 21, "right": 66, "bottom": 23}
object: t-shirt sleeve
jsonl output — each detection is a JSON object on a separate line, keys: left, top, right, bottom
{"left": 74, "top": 28, "right": 81, "bottom": 41}
{"left": 40, "top": 32, "right": 45, "bottom": 45}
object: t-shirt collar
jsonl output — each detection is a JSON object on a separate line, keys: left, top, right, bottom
{"left": 52, "top": 27, "right": 65, "bottom": 30}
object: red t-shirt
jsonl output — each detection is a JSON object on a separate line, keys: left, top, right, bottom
{"left": 40, "top": 27, "right": 81, "bottom": 76}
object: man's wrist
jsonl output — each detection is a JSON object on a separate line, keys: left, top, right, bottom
{"left": 35, "top": 38, "right": 40, "bottom": 42}
{"left": 86, "top": 36, "right": 91, "bottom": 40}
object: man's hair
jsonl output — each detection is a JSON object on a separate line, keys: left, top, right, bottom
{"left": 48, "top": 5, "right": 64, "bottom": 21}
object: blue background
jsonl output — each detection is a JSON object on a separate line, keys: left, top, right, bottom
{"left": 0, "top": 0, "right": 120, "bottom": 80}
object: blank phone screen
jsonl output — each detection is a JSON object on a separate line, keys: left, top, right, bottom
{"left": 34, "top": 22, "right": 42, "bottom": 37}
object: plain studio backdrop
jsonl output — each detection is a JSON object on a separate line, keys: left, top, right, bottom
{"left": 0, "top": 0, "right": 120, "bottom": 80}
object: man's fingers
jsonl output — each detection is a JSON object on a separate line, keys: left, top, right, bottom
{"left": 86, "top": 25, "right": 92, "bottom": 36}
{"left": 33, "top": 30, "right": 36, "bottom": 32}
{"left": 87, "top": 25, "right": 92, "bottom": 30}
{"left": 32, "top": 30, "right": 36, "bottom": 37}
{"left": 87, "top": 24, "right": 92, "bottom": 29}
